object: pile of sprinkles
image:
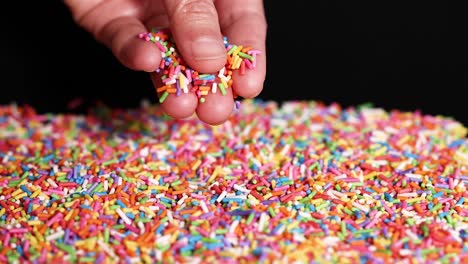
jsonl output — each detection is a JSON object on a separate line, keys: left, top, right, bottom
{"left": 1, "top": 100, "right": 468, "bottom": 263}
{"left": 139, "top": 29, "right": 260, "bottom": 104}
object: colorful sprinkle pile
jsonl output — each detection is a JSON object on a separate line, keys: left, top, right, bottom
{"left": 138, "top": 29, "right": 260, "bottom": 104}
{"left": 0, "top": 101, "right": 467, "bottom": 263}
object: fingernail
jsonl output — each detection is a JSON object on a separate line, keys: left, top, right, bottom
{"left": 192, "top": 37, "right": 226, "bottom": 61}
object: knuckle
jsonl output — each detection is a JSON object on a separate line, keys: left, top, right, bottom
{"left": 174, "top": 0, "right": 217, "bottom": 22}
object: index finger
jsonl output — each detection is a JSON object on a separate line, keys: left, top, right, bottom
{"left": 216, "top": 0, "right": 267, "bottom": 98}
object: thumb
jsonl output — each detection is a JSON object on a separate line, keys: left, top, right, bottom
{"left": 163, "top": 0, "right": 226, "bottom": 73}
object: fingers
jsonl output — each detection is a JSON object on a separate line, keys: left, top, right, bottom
{"left": 150, "top": 73, "right": 198, "bottom": 119}
{"left": 99, "top": 17, "right": 161, "bottom": 72}
{"left": 196, "top": 88, "right": 235, "bottom": 125}
{"left": 163, "top": 0, "right": 226, "bottom": 73}
{"left": 216, "top": 0, "right": 267, "bottom": 98}
{"left": 65, "top": 0, "right": 160, "bottom": 72}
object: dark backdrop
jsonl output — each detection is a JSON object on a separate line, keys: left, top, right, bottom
{"left": 1, "top": 2, "right": 467, "bottom": 125}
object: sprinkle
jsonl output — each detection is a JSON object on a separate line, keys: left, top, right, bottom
{"left": 0, "top": 100, "right": 467, "bottom": 263}
{"left": 140, "top": 29, "right": 260, "bottom": 108}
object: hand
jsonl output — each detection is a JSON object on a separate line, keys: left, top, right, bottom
{"left": 65, "top": 0, "right": 267, "bottom": 125}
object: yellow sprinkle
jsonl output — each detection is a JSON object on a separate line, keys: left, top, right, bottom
{"left": 406, "top": 197, "right": 423, "bottom": 204}
{"left": 148, "top": 186, "right": 168, "bottom": 191}
{"left": 171, "top": 230, "right": 180, "bottom": 243}
{"left": 221, "top": 78, "right": 228, "bottom": 89}
{"left": 11, "top": 189, "right": 23, "bottom": 197}
{"left": 364, "top": 172, "right": 378, "bottom": 180}
{"left": 124, "top": 240, "right": 138, "bottom": 251}
{"left": 28, "top": 235, "right": 39, "bottom": 248}
{"left": 179, "top": 73, "right": 185, "bottom": 88}
{"left": 234, "top": 56, "right": 243, "bottom": 69}
{"left": 263, "top": 193, "right": 272, "bottom": 200}
{"left": 247, "top": 195, "right": 259, "bottom": 205}
{"left": 84, "top": 237, "right": 97, "bottom": 250}
{"left": 64, "top": 209, "right": 75, "bottom": 222}
{"left": 374, "top": 147, "right": 387, "bottom": 157}
{"left": 64, "top": 201, "right": 76, "bottom": 208}
{"left": 397, "top": 135, "right": 410, "bottom": 146}
{"left": 191, "top": 160, "right": 202, "bottom": 171}
{"left": 27, "top": 220, "right": 42, "bottom": 226}
{"left": 31, "top": 189, "right": 41, "bottom": 198}
{"left": 207, "top": 166, "right": 221, "bottom": 183}
{"left": 34, "top": 230, "right": 44, "bottom": 242}
{"left": 232, "top": 45, "right": 243, "bottom": 57}
{"left": 0, "top": 208, "right": 5, "bottom": 218}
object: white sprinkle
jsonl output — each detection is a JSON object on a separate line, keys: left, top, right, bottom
{"left": 104, "top": 180, "right": 109, "bottom": 191}
{"left": 258, "top": 213, "right": 268, "bottom": 232}
{"left": 47, "top": 178, "right": 58, "bottom": 188}
{"left": 217, "top": 190, "right": 227, "bottom": 203}
{"left": 109, "top": 187, "right": 115, "bottom": 195}
{"left": 117, "top": 177, "right": 122, "bottom": 186}
{"left": 177, "top": 194, "right": 188, "bottom": 205}
{"left": 323, "top": 237, "right": 340, "bottom": 246}
{"left": 97, "top": 240, "right": 117, "bottom": 258}
{"left": 155, "top": 250, "right": 162, "bottom": 261}
{"left": 229, "top": 220, "right": 239, "bottom": 234}
{"left": 46, "top": 230, "right": 65, "bottom": 241}
{"left": 140, "top": 147, "right": 149, "bottom": 157}
{"left": 352, "top": 202, "right": 370, "bottom": 213}
{"left": 81, "top": 179, "right": 88, "bottom": 189}
{"left": 167, "top": 210, "right": 174, "bottom": 223}
{"left": 399, "top": 249, "right": 413, "bottom": 256}
{"left": 200, "top": 200, "right": 209, "bottom": 213}
{"left": 397, "top": 192, "right": 418, "bottom": 197}
{"left": 2, "top": 154, "right": 10, "bottom": 164}
{"left": 211, "top": 82, "right": 217, "bottom": 93}
{"left": 405, "top": 173, "right": 422, "bottom": 179}
{"left": 116, "top": 208, "right": 132, "bottom": 225}
{"left": 148, "top": 206, "right": 159, "bottom": 211}
{"left": 138, "top": 221, "right": 145, "bottom": 234}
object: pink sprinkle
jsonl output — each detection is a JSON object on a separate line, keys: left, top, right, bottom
{"left": 8, "top": 228, "right": 29, "bottom": 234}
{"left": 185, "top": 70, "right": 192, "bottom": 82}
{"left": 46, "top": 212, "right": 63, "bottom": 227}
{"left": 155, "top": 41, "right": 166, "bottom": 52}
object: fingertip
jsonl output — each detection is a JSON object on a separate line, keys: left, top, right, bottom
{"left": 232, "top": 65, "right": 265, "bottom": 98}
{"left": 121, "top": 40, "right": 161, "bottom": 72}
{"left": 161, "top": 92, "right": 198, "bottom": 119}
{"left": 151, "top": 72, "right": 197, "bottom": 119}
{"left": 196, "top": 89, "right": 234, "bottom": 125}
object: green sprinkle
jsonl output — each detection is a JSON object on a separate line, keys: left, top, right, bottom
{"left": 268, "top": 207, "right": 276, "bottom": 217}
{"left": 102, "top": 159, "right": 118, "bottom": 166}
{"left": 104, "top": 228, "right": 109, "bottom": 243}
{"left": 218, "top": 83, "right": 226, "bottom": 96}
{"left": 246, "top": 212, "right": 255, "bottom": 225}
{"left": 430, "top": 203, "right": 442, "bottom": 213}
{"left": 56, "top": 243, "right": 75, "bottom": 256}
{"left": 238, "top": 52, "right": 254, "bottom": 60}
{"left": 159, "top": 91, "right": 169, "bottom": 103}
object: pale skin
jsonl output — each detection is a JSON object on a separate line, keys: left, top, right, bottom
{"left": 64, "top": 0, "right": 267, "bottom": 125}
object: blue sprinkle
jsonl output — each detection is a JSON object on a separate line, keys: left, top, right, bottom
{"left": 116, "top": 199, "right": 127, "bottom": 208}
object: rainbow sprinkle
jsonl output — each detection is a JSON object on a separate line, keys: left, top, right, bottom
{"left": 0, "top": 101, "right": 467, "bottom": 263}
{"left": 139, "top": 29, "right": 260, "bottom": 104}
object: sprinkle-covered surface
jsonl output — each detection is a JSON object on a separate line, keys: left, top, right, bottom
{"left": 0, "top": 101, "right": 467, "bottom": 263}
{"left": 139, "top": 29, "right": 260, "bottom": 104}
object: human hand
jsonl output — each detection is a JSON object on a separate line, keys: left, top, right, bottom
{"left": 65, "top": 0, "right": 267, "bottom": 125}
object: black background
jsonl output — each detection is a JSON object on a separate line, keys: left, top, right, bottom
{"left": 1, "top": 2, "right": 467, "bottom": 125}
